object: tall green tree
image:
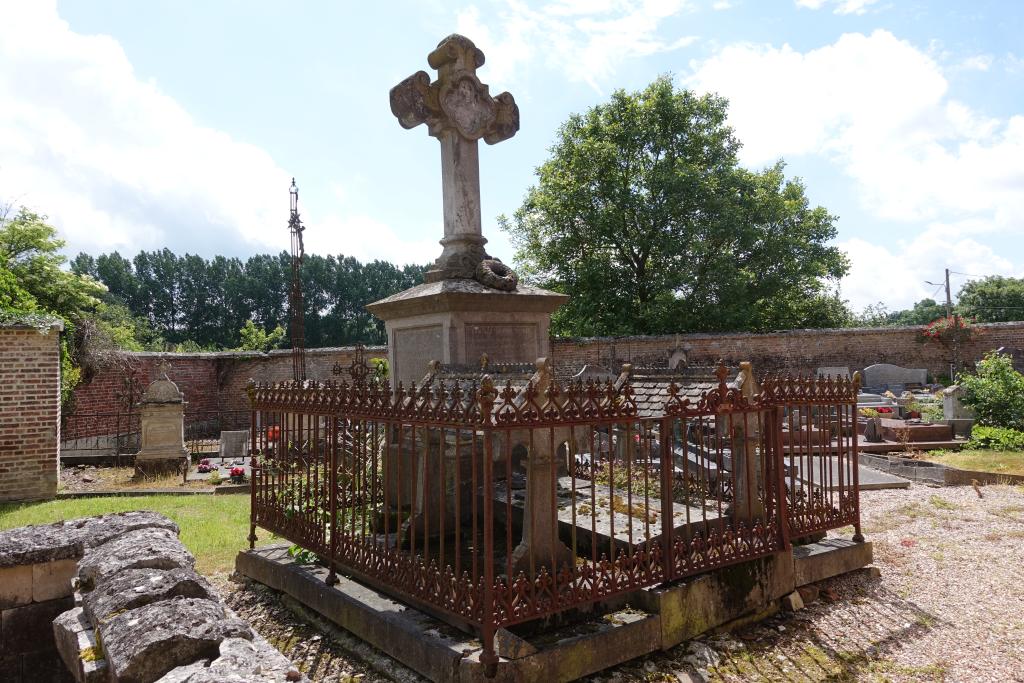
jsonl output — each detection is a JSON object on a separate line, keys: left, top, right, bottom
{"left": 958, "top": 276, "right": 1024, "bottom": 323}
{"left": 79, "top": 247, "right": 428, "bottom": 349}
{"left": 500, "top": 76, "right": 849, "bottom": 336}
{"left": 0, "top": 206, "right": 107, "bottom": 403}
{"left": 0, "top": 208, "right": 104, "bottom": 316}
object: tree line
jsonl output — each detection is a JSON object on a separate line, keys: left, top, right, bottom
{"left": 70, "top": 249, "right": 427, "bottom": 350}
{"left": 852, "top": 277, "right": 1024, "bottom": 328}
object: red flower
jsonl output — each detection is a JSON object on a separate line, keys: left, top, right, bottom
{"left": 230, "top": 467, "right": 245, "bottom": 478}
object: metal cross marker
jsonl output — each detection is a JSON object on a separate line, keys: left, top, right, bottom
{"left": 390, "top": 34, "right": 519, "bottom": 282}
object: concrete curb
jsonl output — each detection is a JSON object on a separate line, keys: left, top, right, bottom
{"left": 860, "top": 453, "right": 1024, "bottom": 486}
{"left": 56, "top": 484, "right": 249, "bottom": 499}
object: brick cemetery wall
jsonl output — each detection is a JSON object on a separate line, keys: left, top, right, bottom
{"left": 62, "top": 322, "right": 1024, "bottom": 432}
{"left": 550, "top": 321, "right": 1024, "bottom": 379}
{"left": 0, "top": 322, "right": 63, "bottom": 502}
{"left": 68, "top": 346, "right": 387, "bottom": 438}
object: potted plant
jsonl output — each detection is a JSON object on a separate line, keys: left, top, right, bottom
{"left": 229, "top": 466, "right": 247, "bottom": 484}
{"left": 196, "top": 458, "right": 213, "bottom": 474}
{"left": 906, "top": 401, "right": 923, "bottom": 419}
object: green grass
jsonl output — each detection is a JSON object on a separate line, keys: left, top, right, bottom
{"left": 0, "top": 495, "right": 279, "bottom": 576}
{"left": 921, "top": 449, "right": 1024, "bottom": 476}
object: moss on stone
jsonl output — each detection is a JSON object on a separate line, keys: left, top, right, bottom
{"left": 81, "top": 644, "right": 103, "bottom": 662}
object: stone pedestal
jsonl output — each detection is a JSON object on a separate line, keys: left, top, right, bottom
{"left": 134, "top": 375, "right": 189, "bottom": 478}
{"left": 366, "top": 279, "right": 566, "bottom": 388}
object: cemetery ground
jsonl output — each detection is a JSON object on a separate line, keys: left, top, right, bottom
{"left": 2, "top": 484, "right": 1023, "bottom": 682}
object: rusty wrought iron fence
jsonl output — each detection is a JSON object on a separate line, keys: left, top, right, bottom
{"left": 762, "top": 374, "right": 863, "bottom": 540}
{"left": 247, "top": 363, "right": 862, "bottom": 674}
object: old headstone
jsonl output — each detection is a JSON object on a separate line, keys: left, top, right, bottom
{"left": 368, "top": 34, "right": 566, "bottom": 387}
{"left": 861, "top": 363, "right": 927, "bottom": 394}
{"left": 942, "top": 385, "right": 975, "bottom": 438}
{"left": 996, "top": 346, "right": 1024, "bottom": 373}
{"left": 218, "top": 430, "right": 249, "bottom": 464}
{"left": 134, "top": 369, "right": 189, "bottom": 477}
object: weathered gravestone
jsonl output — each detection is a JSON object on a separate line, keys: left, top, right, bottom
{"left": 861, "top": 363, "right": 927, "bottom": 394}
{"left": 942, "top": 385, "right": 975, "bottom": 438}
{"left": 218, "top": 430, "right": 249, "bottom": 464}
{"left": 134, "top": 370, "right": 189, "bottom": 477}
{"left": 996, "top": 346, "right": 1024, "bottom": 373}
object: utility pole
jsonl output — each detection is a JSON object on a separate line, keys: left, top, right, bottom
{"left": 288, "top": 178, "right": 307, "bottom": 382}
{"left": 944, "top": 268, "right": 960, "bottom": 381}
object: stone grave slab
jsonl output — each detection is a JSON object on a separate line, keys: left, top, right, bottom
{"left": 786, "top": 456, "right": 910, "bottom": 490}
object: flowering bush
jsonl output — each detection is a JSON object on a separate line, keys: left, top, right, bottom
{"left": 921, "top": 315, "right": 973, "bottom": 343}
{"left": 876, "top": 406, "right": 893, "bottom": 414}
{"left": 230, "top": 466, "right": 245, "bottom": 478}
{"left": 196, "top": 459, "right": 213, "bottom": 473}
{"left": 959, "top": 352, "right": 1024, "bottom": 431}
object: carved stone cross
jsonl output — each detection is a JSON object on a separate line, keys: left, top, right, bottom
{"left": 390, "top": 34, "right": 519, "bottom": 283}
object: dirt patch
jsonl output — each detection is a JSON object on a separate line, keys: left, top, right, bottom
{"left": 60, "top": 465, "right": 212, "bottom": 492}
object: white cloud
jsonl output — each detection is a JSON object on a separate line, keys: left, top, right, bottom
{"left": 0, "top": 1, "right": 416, "bottom": 267}
{"left": 455, "top": 0, "right": 697, "bottom": 92}
{"left": 958, "top": 54, "right": 993, "bottom": 72}
{"left": 711, "top": 0, "right": 734, "bottom": 9}
{"left": 795, "top": 0, "right": 880, "bottom": 15}
{"left": 687, "top": 29, "right": 1024, "bottom": 309}
{"left": 839, "top": 233, "right": 1020, "bottom": 311}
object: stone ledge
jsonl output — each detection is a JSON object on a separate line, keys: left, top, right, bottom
{"left": 0, "top": 511, "right": 179, "bottom": 569}
{"left": 792, "top": 539, "right": 874, "bottom": 586}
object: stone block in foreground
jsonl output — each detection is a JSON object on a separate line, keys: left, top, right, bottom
{"left": 99, "top": 597, "right": 252, "bottom": 683}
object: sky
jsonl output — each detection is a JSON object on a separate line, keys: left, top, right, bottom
{"left": 1, "top": 0, "right": 1022, "bottom": 312}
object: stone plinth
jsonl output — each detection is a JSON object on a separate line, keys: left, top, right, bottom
{"left": 366, "top": 278, "right": 567, "bottom": 387}
{"left": 134, "top": 374, "right": 189, "bottom": 477}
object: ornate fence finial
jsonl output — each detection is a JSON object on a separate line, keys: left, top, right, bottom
{"left": 715, "top": 360, "right": 729, "bottom": 394}
{"left": 478, "top": 374, "right": 497, "bottom": 419}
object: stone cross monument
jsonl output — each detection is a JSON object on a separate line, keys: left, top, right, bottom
{"left": 390, "top": 34, "right": 520, "bottom": 283}
{"left": 370, "top": 34, "right": 566, "bottom": 387}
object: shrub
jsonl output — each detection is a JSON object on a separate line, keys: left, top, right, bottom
{"left": 958, "top": 352, "right": 1024, "bottom": 430}
{"left": 965, "top": 426, "right": 1024, "bottom": 451}
{"left": 859, "top": 408, "right": 879, "bottom": 418}
{"left": 921, "top": 402, "right": 943, "bottom": 423}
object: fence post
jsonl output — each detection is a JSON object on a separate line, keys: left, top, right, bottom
{"left": 247, "top": 393, "right": 258, "bottom": 550}
{"left": 478, "top": 377, "right": 498, "bottom": 677}
{"left": 327, "top": 414, "right": 340, "bottom": 585}
{"left": 851, "top": 371, "right": 864, "bottom": 543}
{"left": 770, "top": 405, "right": 791, "bottom": 552}
{"left": 659, "top": 416, "right": 674, "bottom": 582}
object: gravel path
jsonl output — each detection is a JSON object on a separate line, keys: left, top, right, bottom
{"left": 220, "top": 482, "right": 1024, "bottom": 682}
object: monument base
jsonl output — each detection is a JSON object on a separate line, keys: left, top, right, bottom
{"left": 134, "top": 453, "right": 188, "bottom": 479}
{"left": 237, "top": 538, "right": 873, "bottom": 683}
{"left": 366, "top": 278, "right": 567, "bottom": 388}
